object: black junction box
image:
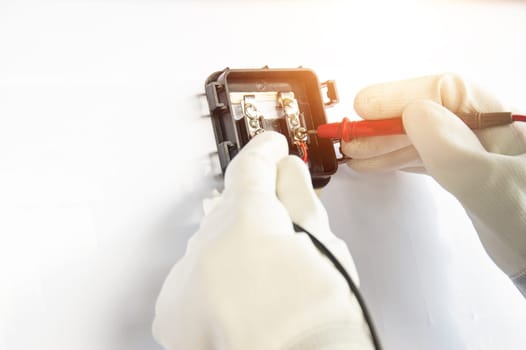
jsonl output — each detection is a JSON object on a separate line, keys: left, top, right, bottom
{"left": 205, "top": 67, "right": 339, "bottom": 188}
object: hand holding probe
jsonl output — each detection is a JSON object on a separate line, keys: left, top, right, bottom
{"left": 308, "top": 113, "right": 526, "bottom": 141}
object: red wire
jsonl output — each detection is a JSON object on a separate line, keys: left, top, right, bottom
{"left": 512, "top": 114, "right": 526, "bottom": 123}
{"left": 301, "top": 143, "right": 308, "bottom": 163}
{"left": 296, "top": 142, "right": 308, "bottom": 163}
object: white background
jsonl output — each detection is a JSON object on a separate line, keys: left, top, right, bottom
{"left": 1, "top": 0, "right": 526, "bottom": 349}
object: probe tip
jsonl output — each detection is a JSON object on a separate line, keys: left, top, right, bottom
{"left": 307, "top": 130, "right": 318, "bottom": 135}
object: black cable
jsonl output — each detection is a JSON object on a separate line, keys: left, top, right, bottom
{"left": 293, "top": 223, "right": 382, "bottom": 350}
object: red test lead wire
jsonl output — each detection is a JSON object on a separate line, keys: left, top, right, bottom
{"left": 313, "top": 112, "right": 526, "bottom": 142}
{"left": 316, "top": 117, "right": 404, "bottom": 142}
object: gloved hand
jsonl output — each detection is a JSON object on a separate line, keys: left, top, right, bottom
{"left": 342, "top": 74, "right": 526, "bottom": 294}
{"left": 152, "top": 132, "right": 374, "bottom": 350}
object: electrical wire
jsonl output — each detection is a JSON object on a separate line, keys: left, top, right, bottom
{"left": 292, "top": 223, "right": 382, "bottom": 350}
{"left": 314, "top": 112, "right": 526, "bottom": 141}
{"left": 512, "top": 114, "right": 526, "bottom": 123}
{"left": 295, "top": 141, "right": 308, "bottom": 163}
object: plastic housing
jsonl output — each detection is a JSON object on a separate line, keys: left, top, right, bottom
{"left": 205, "top": 67, "right": 338, "bottom": 188}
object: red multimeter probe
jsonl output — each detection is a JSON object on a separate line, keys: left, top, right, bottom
{"left": 309, "top": 113, "right": 526, "bottom": 142}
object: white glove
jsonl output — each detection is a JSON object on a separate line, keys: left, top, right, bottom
{"left": 342, "top": 74, "right": 526, "bottom": 293}
{"left": 152, "top": 132, "right": 374, "bottom": 350}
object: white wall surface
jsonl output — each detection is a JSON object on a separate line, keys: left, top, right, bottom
{"left": 1, "top": 1, "right": 526, "bottom": 349}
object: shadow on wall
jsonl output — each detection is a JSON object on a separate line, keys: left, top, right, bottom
{"left": 110, "top": 163, "right": 223, "bottom": 350}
